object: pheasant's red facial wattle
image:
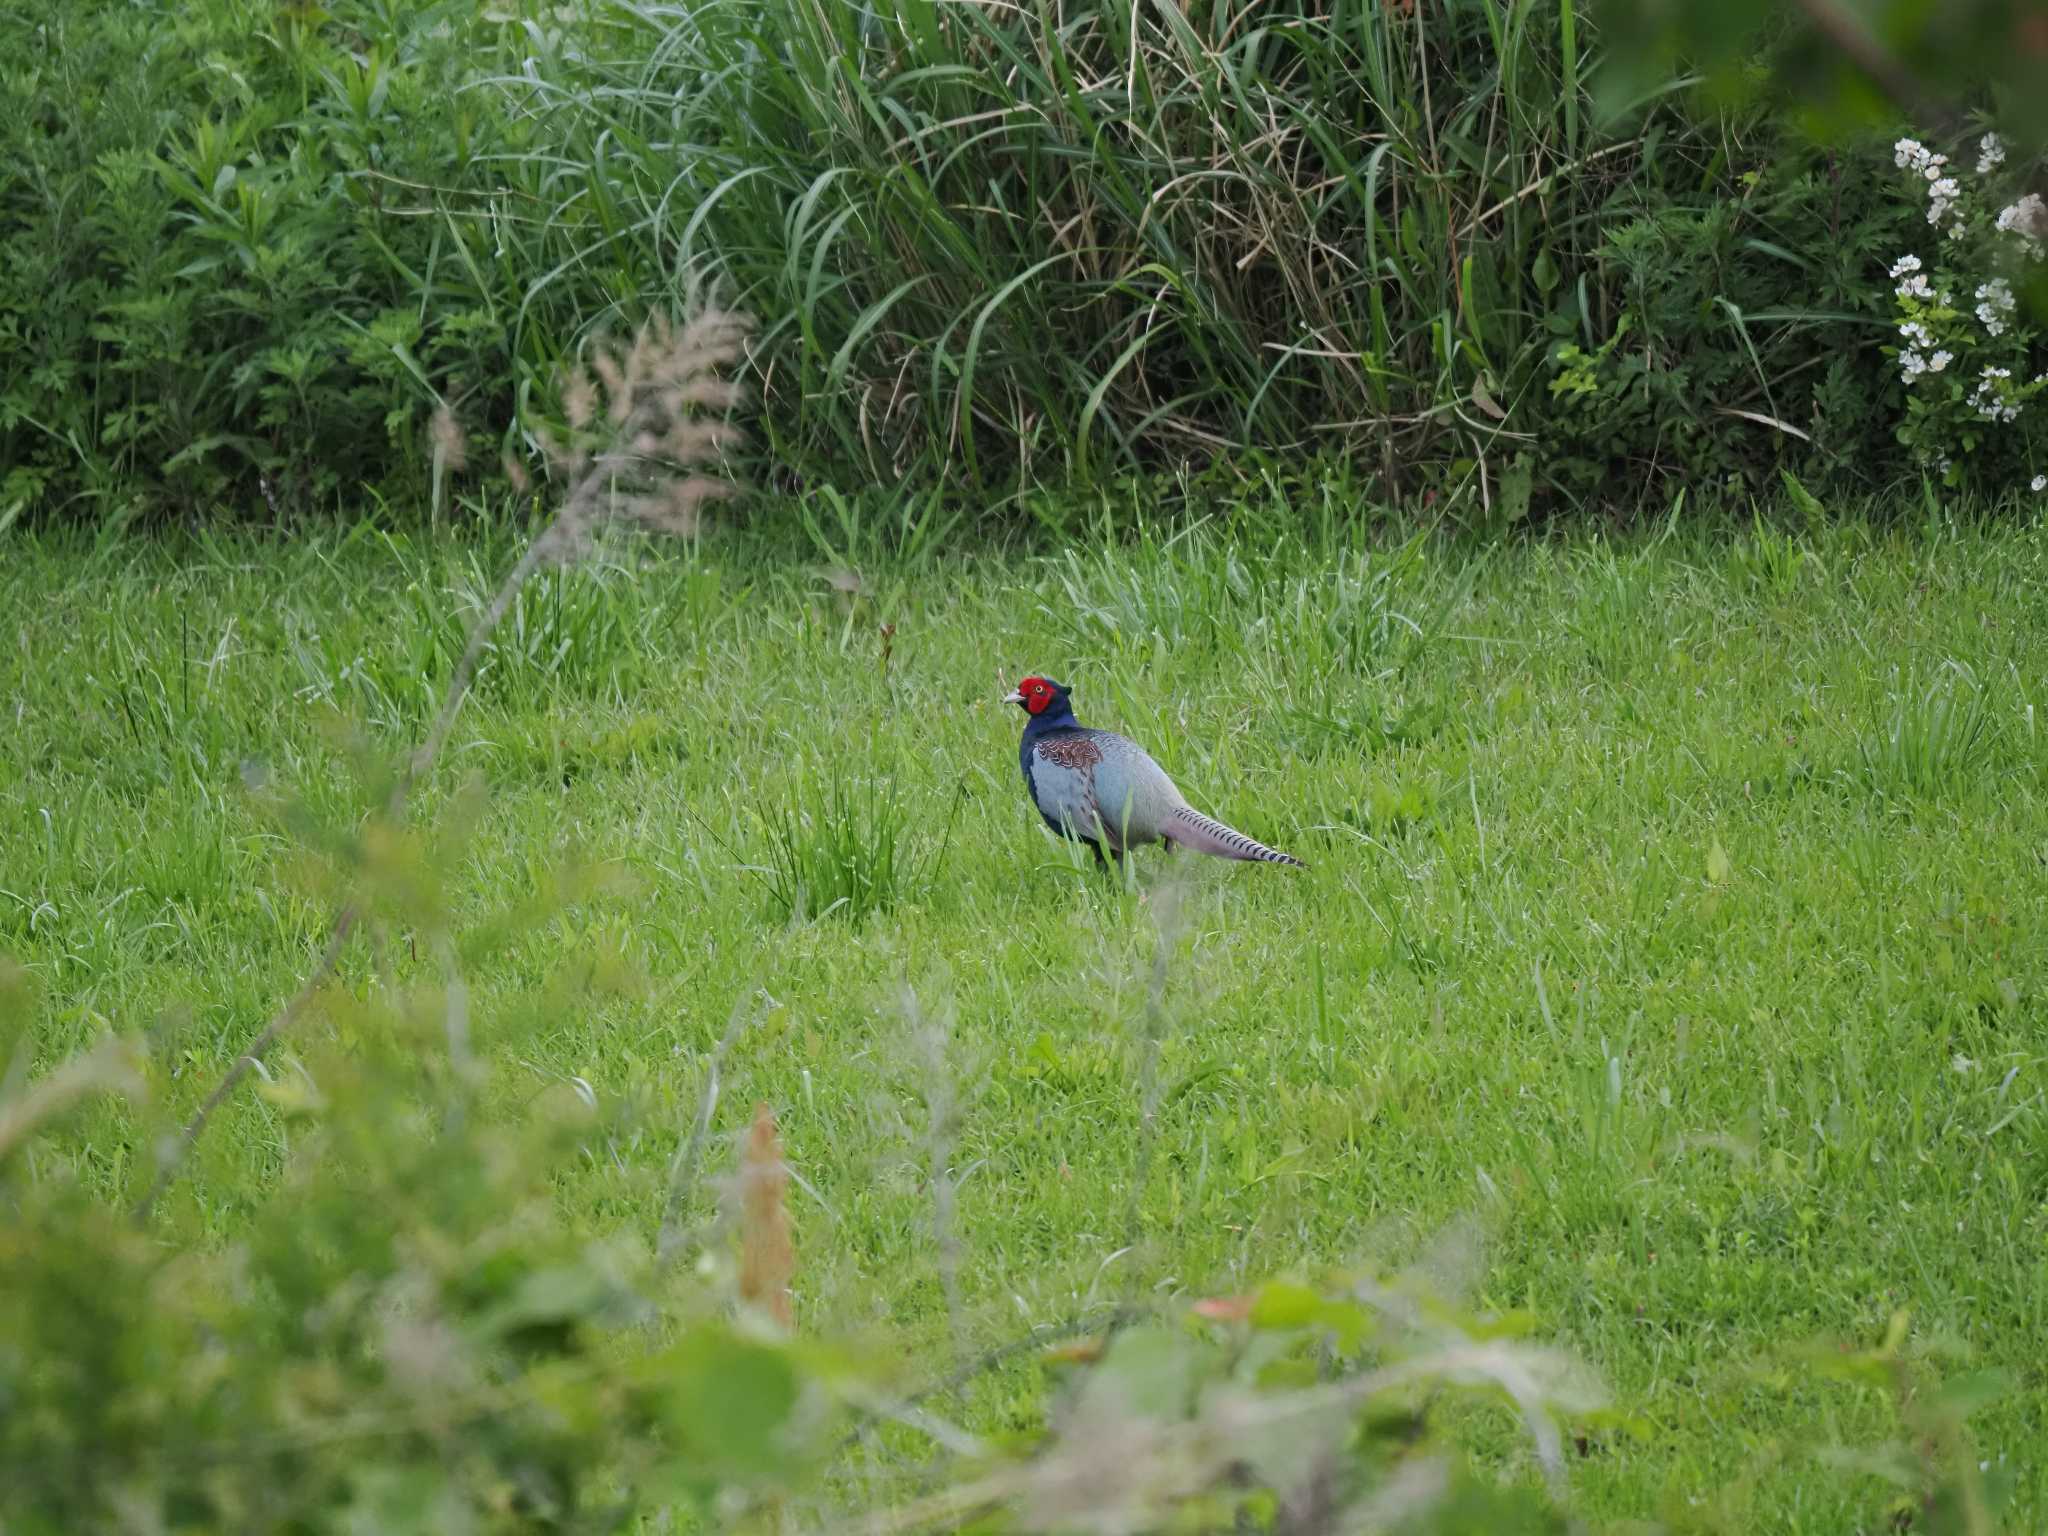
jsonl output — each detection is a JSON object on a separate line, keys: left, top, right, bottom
{"left": 1015, "top": 676, "right": 1057, "bottom": 715}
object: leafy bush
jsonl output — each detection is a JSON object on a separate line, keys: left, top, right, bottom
{"left": 0, "top": 0, "right": 531, "bottom": 521}
{"left": 3, "top": 0, "right": 2040, "bottom": 523}
{"left": 1540, "top": 138, "right": 1917, "bottom": 497}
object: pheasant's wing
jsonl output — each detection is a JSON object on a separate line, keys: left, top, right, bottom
{"left": 1083, "top": 732, "right": 1186, "bottom": 850}
{"left": 1026, "top": 732, "right": 1109, "bottom": 843}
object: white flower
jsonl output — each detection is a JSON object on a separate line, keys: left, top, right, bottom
{"left": 1975, "top": 278, "right": 2015, "bottom": 337}
{"left": 1972, "top": 366, "right": 2020, "bottom": 423}
{"left": 1889, "top": 254, "right": 1923, "bottom": 278}
{"left": 2033, "top": 475, "right": 2047, "bottom": 493}
{"left": 1896, "top": 273, "right": 1934, "bottom": 300}
{"left": 1996, "top": 193, "right": 2048, "bottom": 257}
{"left": 1896, "top": 138, "right": 1932, "bottom": 172}
{"left": 1995, "top": 195, "right": 2040, "bottom": 232}
{"left": 1929, "top": 350, "right": 1953, "bottom": 372}
{"left": 1953, "top": 1054, "right": 1977, "bottom": 1075}
{"left": 1900, "top": 350, "right": 1928, "bottom": 381}
{"left": 1928, "top": 176, "right": 1962, "bottom": 228}
{"left": 1978, "top": 133, "right": 2007, "bottom": 174}
{"left": 1899, "top": 320, "right": 1935, "bottom": 348}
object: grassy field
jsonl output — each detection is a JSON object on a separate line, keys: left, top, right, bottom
{"left": 5, "top": 501, "right": 2048, "bottom": 1529}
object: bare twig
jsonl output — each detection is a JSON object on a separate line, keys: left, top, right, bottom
{"left": 736, "top": 1101, "right": 795, "bottom": 1328}
{"left": 132, "top": 911, "right": 360, "bottom": 1220}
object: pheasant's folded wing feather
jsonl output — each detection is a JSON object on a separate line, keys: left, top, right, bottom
{"left": 1083, "top": 733, "right": 1185, "bottom": 850}
{"left": 1027, "top": 733, "right": 1106, "bottom": 841}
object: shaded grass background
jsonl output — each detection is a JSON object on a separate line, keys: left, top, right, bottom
{"left": 5, "top": 496, "right": 2048, "bottom": 1526}
{"left": 4, "top": 0, "right": 1929, "bottom": 520}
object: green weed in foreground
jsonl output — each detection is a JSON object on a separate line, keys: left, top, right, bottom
{"left": 2, "top": 503, "right": 2046, "bottom": 1530}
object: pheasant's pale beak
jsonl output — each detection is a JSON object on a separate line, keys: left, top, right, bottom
{"left": 1002, "top": 689, "right": 1024, "bottom": 705}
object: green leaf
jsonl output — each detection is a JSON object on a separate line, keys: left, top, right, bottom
{"left": 645, "top": 1329, "right": 804, "bottom": 1490}
{"left": 1248, "top": 1279, "right": 1323, "bottom": 1330}
{"left": 1929, "top": 1368, "right": 2016, "bottom": 1421}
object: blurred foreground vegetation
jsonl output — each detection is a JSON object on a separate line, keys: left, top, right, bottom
{"left": 4, "top": 486, "right": 2043, "bottom": 1529}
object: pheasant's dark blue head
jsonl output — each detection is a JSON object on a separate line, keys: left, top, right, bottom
{"left": 1006, "top": 675, "right": 1068, "bottom": 716}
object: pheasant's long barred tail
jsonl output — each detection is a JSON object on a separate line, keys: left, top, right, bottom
{"left": 1167, "top": 808, "right": 1307, "bottom": 867}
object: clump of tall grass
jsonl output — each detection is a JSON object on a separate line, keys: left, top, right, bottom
{"left": 1857, "top": 662, "right": 1997, "bottom": 798}
{"left": 510, "top": 0, "right": 1604, "bottom": 493}
{"left": 753, "top": 773, "right": 958, "bottom": 924}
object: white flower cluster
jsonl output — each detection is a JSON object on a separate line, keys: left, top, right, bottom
{"left": 1889, "top": 132, "right": 2048, "bottom": 486}
{"left": 1972, "top": 366, "right": 2021, "bottom": 423}
{"left": 1996, "top": 193, "right": 2047, "bottom": 259}
{"left": 1900, "top": 348, "right": 1952, "bottom": 382}
{"left": 1895, "top": 138, "right": 1938, "bottom": 173}
{"left": 1974, "top": 278, "right": 2015, "bottom": 337}
{"left": 1929, "top": 176, "right": 1963, "bottom": 229}
{"left": 1896, "top": 139, "right": 1965, "bottom": 231}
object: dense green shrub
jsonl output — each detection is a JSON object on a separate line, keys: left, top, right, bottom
{"left": 3, "top": 0, "right": 2039, "bottom": 522}
{"left": 0, "top": 0, "right": 533, "bottom": 521}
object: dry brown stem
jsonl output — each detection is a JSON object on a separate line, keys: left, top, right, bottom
{"left": 737, "top": 1101, "right": 795, "bottom": 1329}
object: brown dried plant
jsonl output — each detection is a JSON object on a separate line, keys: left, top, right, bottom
{"left": 736, "top": 1100, "right": 795, "bottom": 1330}
{"left": 532, "top": 308, "right": 754, "bottom": 565}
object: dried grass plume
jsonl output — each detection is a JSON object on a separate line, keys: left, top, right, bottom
{"left": 535, "top": 307, "right": 754, "bottom": 564}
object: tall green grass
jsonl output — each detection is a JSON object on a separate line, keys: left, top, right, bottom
{"left": 482, "top": 0, "right": 1911, "bottom": 509}
{"left": 501, "top": 0, "right": 1623, "bottom": 494}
